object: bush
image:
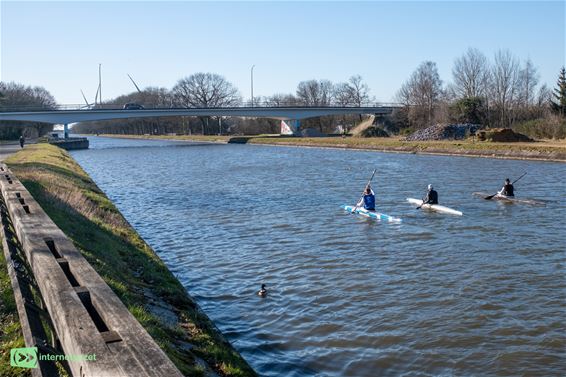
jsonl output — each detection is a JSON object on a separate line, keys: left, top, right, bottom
{"left": 449, "top": 97, "right": 486, "bottom": 124}
{"left": 513, "top": 116, "right": 566, "bottom": 139}
{"left": 359, "top": 126, "right": 389, "bottom": 137}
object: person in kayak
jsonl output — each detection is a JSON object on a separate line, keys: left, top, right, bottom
{"left": 498, "top": 178, "right": 514, "bottom": 197}
{"left": 423, "top": 184, "right": 438, "bottom": 204}
{"left": 356, "top": 185, "right": 376, "bottom": 211}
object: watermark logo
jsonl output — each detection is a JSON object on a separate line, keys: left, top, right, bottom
{"left": 10, "top": 346, "right": 97, "bottom": 368}
{"left": 10, "top": 347, "right": 38, "bottom": 369}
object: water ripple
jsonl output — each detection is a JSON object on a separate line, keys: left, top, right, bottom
{"left": 71, "top": 137, "right": 566, "bottom": 377}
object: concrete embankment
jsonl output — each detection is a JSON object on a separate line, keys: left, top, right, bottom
{"left": 1, "top": 144, "right": 256, "bottom": 376}
{"left": 48, "top": 137, "right": 89, "bottom": 150}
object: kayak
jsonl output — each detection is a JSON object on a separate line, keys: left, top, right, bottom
{"left": 342, "top": 205, "right": 402, "bottom": 223}
{"left": 406, "top": 198, "right": 463, "bottom": 216}
{"left": 472, "top": 192, "right": 546, "bottom": 206}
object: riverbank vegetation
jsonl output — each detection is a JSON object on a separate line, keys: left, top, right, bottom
{"left": 4, "top": 144, "right": 256, "bottom": 377}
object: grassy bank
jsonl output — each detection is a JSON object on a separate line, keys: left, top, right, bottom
{"left": 5, "top": 144, "right": 256, "bottom": 377}
{"left": 96, "top": 134, "right": 566, "bottom": 162}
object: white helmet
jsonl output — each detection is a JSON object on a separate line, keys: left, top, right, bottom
{"left": 428, "top": 184, "right": 433, "bottom": 190}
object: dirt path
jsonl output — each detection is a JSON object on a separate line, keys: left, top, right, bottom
{"left": 0, "top": 143, "right": 22, "bottom": 162}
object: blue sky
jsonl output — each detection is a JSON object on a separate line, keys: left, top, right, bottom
{"left": 1, "top": 1, "right": 564, "bottom": 104}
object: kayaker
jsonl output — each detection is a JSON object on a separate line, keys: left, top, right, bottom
{"left": 356, "top": 185, "right": 376, "bottom": 211}
{"left": 423, "top": 184, "right": 438, "bottom": 204}
{"left": 498, "top": 178, "right": 514, "bottom": 197}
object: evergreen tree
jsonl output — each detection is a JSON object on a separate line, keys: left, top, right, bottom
{"left": 551, "top": 67, "right": 566, "bottom": 117}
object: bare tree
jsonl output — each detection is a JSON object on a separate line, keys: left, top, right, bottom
{"left": 171, "top": 73, "right": 241, "bottom": 108}
{"left": 296, "top": 79, "right": 334, "bottom": 106}
{"left": 296, "top": 79, "right": 336, "bottom": 132}
{"left": 266, "top": 93, "right": 297, "bottom": 107}
{"left": 537, "top": 84, "right": 552, "bottom": 107}
{"left": 396, "top": 61, "right": 443, "bottom": 127}
{"left": 0, "top": 82, "right": 57, "bottom": 110}
{"left": 334, "top": 83, "right": 354, "bottom": 106}
{"left": 0, "top": 82, "right": 58, "bottom": 138}
{"left": 452, "top": 47, "right": 490, "bottom": 99}
{"left": 347, "top": 75, "right": 371, "bottom": 106}
{"left": 171, "top": 73, "right": 241, "bottom": 134}
{"left": 489, "top": 49, "right": 520, "bottom": 127}
{"left": 517, "top": 58, "right": 539, "bottom": 106}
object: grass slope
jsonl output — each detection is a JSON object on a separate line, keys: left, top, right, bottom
{"left": 5, "top": 144, "right": 256, "bottom": 377}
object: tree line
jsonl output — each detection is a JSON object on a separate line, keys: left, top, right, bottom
{"left": 0, "top": 82, "right": 58, "bottom": 139}
{"left": 2, "top": 47, "right": 566, "bottom": 139}
{"left": 394, "top": 48, "right": 565, "bottom": 138}
{"left": 72, "top": 73, "right": 372, "bottom": 135}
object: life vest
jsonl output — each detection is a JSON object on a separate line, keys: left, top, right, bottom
{"left": 363, "top": 194, "right": 375, "bottom": 210}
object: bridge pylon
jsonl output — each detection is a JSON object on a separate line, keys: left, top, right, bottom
{"left": 280, "top": 119, "right": 301, "bottom": 136}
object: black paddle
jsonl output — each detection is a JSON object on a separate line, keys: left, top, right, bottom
{"left": 484, "top": 172, "right": 527, "bottom": 200}
{"left": 352, "top": 169, "right": 376, "bottom": 213}
{"left": 416, "top": 195, "right": 426, "bottom": 210}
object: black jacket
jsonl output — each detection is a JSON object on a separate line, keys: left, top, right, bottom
{"left": 424, "top": 189, "right": 438, "bottom": 204}
{"left": 501, "top": 184, "right": 514, "bottom": 196}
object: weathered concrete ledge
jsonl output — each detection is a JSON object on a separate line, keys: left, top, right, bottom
{"left": 0, "top": 163, "right": 182, "bottom": 377}
{"left": 48, "top": 137, "right": 89, "bottom": 150}
{"left": 1, "top": 193, "right": 61, "bottom": 376}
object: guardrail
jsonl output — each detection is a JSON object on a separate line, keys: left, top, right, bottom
{"left": 0, "top": 102, "right": 404, "bottom": 112}
{"left": 0, "top": 164, "right": 182, "bottom": 377}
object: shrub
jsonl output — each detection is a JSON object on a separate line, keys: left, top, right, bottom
{"left": 513, "top": 115, "right": 566, "bottom": 139}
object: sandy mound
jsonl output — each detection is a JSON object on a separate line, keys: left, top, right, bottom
{"left": 476, "top": 128, "right": 533, "bottom": 142}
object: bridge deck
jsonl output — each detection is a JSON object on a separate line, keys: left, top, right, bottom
{"left": 0, "top": 106, "right": 398, "bottom": 124}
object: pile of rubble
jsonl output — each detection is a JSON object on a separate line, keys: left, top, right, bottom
{"left": 405, "top": 124, "right": 481, "bottom": 141}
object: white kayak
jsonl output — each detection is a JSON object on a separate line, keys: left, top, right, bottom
{"left": 472, "top": 192, "right": 546, "bottom": 206}
{"left": 342, "top": 205, "right": 402, "bottom": 223}
{"left": 406, "top": 198, "right": 463, "bottom": 216}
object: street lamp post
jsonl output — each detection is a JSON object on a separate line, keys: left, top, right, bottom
{"left": 251, "top": 65, "right": 255, "bottom": 107}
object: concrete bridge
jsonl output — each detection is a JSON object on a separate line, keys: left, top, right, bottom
{"left": 0, "top": 105, "right": 399, "bottom": 136}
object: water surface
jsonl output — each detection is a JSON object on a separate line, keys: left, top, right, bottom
{"left": 71, "top": 136, "right": 566, "bottom": 376}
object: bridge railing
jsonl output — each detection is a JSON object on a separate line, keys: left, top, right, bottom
{"left": 0, "top": 102, "right": 403, "bottom": 112}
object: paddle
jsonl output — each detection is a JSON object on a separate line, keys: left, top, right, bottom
{"left": 416, "top": 196, "right": 426, "bottom": 210}
{"left": 484, "top": 172, "right": 527, "bottom": 200}
{"left": 352, "top": 169, "right": 376, "bottom": 213}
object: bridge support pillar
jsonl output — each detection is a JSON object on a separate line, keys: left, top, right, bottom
{"left": 280, "top": 119, "right": 301, "bottom": 136}
{"left": 63, "top": 123, "right": 69, "bottom": 139}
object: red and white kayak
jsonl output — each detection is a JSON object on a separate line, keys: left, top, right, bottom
{"left": 406, "top": 198, "right": 463, "bottom": 216}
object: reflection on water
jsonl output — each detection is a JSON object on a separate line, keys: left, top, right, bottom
{"left": 72, "top": 137, "right": 566, "bottom": 377}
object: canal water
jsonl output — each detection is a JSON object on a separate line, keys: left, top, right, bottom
{"left": 71, "top": 136, "right": 566, "bottom": 377}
